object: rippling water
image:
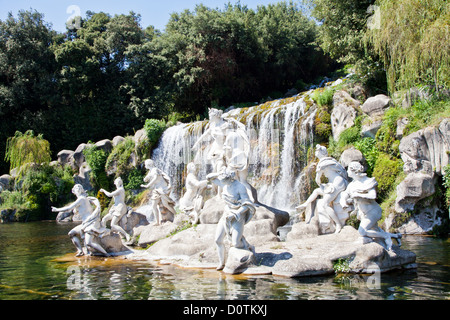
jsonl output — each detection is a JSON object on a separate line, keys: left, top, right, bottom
{"left": 0, "top": 221, "right": 448, "bottom": 300}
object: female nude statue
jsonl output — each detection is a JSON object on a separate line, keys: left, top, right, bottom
{"left": 101, "top": 177, "right": 132, "bottom": 242}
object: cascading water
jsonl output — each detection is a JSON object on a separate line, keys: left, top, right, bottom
{"left": 152, "top": 92, "right": 318, "bottom": 212}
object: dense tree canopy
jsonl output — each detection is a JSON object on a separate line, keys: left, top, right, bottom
{"left": 0, "top": 2, "right": 335, "bottom": 173}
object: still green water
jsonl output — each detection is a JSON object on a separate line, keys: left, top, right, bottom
{"left": 0, "top": 221, "right": 449, "bottom": 300}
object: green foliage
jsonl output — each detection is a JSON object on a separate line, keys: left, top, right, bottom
{"left": 354, "top": 137, "right": 379, "bottom": 176}
{"left": 372, "top": 153, "right": 403, "bottom": 201}
{"left": 444, "top": 165, "right": 450, "bottom": 207}
{"left": 367, "top": 0, "right": 450, "bottom": 94}
{"left": 0, "top": 164, "right": 74, "bottom": 221}
{"left": 106, "top": 137, "right": 135, "bottom": 178}
{"left": 83, "top": 145, "right": 110, "bottom": 191}
{"left": 125, "top": 168, "right": 145, "bottom": 190}
{"left": 144, "top": 119, "right": 167, "bottom": 146}
{"left": 333, "top": 258, "right": 351, "bottom": 274}
{"left": 309, "top": 0, "right": 377, "bottom": 66}
{"left": 327, "top": 119, "right": 362, "bottom": 158}
{"left": 403, "top": 97, "right": 450, "bottom": 136}
{"left": 4, "top": 130, "right": 51, "bottom": 177}
{"left": 314, "top": 106, "right": 332, "bottom": 140}
{"left": 311, "top": 87, "right": 336, "bottom": 107}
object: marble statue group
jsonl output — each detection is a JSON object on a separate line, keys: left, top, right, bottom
{"left": 55, "top": 107, "right": 403, "bottom": 268}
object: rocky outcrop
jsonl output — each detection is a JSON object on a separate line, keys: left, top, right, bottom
{"left": 330, "top": 90, "right": 360, "bottom": 140}
{"left": 0, "top": 174, "right": 12, "bottom": 191}
{"left": 339, "top": 147, "right": 367, "bottom": 170}
{"left": 395, "top": 118, "right": 450, "bottom": 214}
{"left": 361, "top": 94, "right": 392, "bottom": 117}
{"left": 361, "top": 94, "right": 392, "bottom": 138}
{"left": 382, "top": 118, "right": 450, "bottom": 233}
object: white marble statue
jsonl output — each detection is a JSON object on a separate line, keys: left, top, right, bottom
{"left": 52, "top": 184, "right": 108, "bottom": 257}
{"left": 296, "top": 145, "right": 349, "bottom": 233}
{"left": 207, "top": 169, "right": 256, "bottom": 271}
{"left": 141, "top": 159, "right": 177, "bottom": 226}
{"left": 179, "top": 162, "right": 209, "bottom": 224}
{"left": 101, "top": 177, "right": 132, "bottom": 242}
{"left": 341, "top": 161, "right": 402, "bottom": 251}
{"left": 192, "top": 108, "right": 252, "bottom": 200}
{"left": 83, "top": 197, "right": 110, "bottom": 256}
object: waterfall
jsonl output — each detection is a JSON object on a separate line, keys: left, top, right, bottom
{"left": 152, "top": 93, "right": 318, "bottom": 212}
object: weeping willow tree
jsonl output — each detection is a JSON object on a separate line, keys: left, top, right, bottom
{"left": 367, "top": 0, "right": 450, "bottom": 94}
{"left": 4, "top": 130, "right": 52, "bottom": 176}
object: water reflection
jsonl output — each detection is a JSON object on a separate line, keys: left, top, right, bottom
{"left": 0, "top": 222, "right": 449, "bottom": 300}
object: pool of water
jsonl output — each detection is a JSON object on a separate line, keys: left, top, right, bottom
{"left": 0, "top": 221, "right": 449, "bottom": 300}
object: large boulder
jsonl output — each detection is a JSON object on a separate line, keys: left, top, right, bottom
{"left": 330, "top": 90, "right": 360, "bottom": 140}
{"left": 361, "top": 94, "right": 392, "bottom": 117}
{"left": 395, "top": 172, "right": 436, "bottom": 214}
{"left": 57, "top": 150, "right": 75, "bottom": 168}
{"left": 73, "top": 143, "right": 93, "bottom": 169}
{"left": 199, "top": 195, "right": 289, "bottom": 231}
{"left": 360, "top": 94, "right": 392, "bottom": 138}
{"left": 339, "top": 147, "right": 367, "bottom": 170}
{"left": 0, "top": 174, "right": 13, "bottom": 191}
{"left": 95, "top": 139, "right": 113, "bottom": 154}
{"left": 112, "top": 136, "right": 125, "bottom": 147}
{"left": 93, "top": 233, "right": 132, "bottom": 256}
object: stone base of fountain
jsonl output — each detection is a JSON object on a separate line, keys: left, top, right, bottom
{"left": 128, "top": 223, "right": 417, "bottom": 277}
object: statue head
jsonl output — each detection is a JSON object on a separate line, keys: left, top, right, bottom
{"left": 72, "top": 184, "right": 86, "bottom": 197}
{"left": 144, "top": 159, "right": 154, "bottom": 170}
{"left": 315, "top": 145, "right": 328, "bottom": 159}
{"left": 187, "top": 162, "right": 197, "bottom": 174}
{"left": 114, "top": 177, "right": 123, "bottom": 188}
{"left": 347, "top": 161, "right": 367, "bottom": 179}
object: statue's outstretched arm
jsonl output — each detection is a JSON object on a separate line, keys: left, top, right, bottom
{"left": 52, "top": 198, "right": 81, "bottom": 212}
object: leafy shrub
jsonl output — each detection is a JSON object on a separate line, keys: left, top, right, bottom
{"left": 144, "top": 119, "right": 167, "bottom": 146}
{"left": 125, "top": 168, "right": 145, "bottom": 190}
{"left": 354, "top": 137, "right": 379, "bottom": 176}
{"left": 314, "top": 107, "right": 332, "bottom": 139}
{"left": 1, "top": 164, "right": 75, "bottom": 221}
{"left": 444, "top": 164, "right": 450, "bottom": 207}
{"left": 83, "top": 145, "right": 110, "bottom": 191}
{"left": 311, "top": 87, "right": 336, "bottom": 107}
{"left": 372, "top": 153, "right": 403, "bottom": 201}
{"left": 106, "top": 137, "right": 136, "bottom": 178}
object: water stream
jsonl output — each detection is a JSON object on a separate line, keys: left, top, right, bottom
{"left": 0, "top": 221, "right": 448, "bottom": 300}
{"left": 152, "top": 93, "right": 317, "bottom": 212}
